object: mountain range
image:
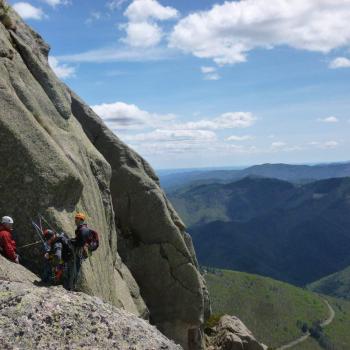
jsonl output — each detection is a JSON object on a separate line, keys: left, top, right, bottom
{"left": 169, "top": 176, "right": 350, "bottom": 285}
{"left": 161, "top": 162, "right": 350, "bottom": 191}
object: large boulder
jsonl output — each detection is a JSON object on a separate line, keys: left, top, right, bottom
{"left": 0, "top": 255, "right": 38, "bottom": 283}
{"left": 0, "top": 2, "right": 209, "bottom": 349}
{"left": 206, "top": 316, "right": 266, "bottom": 350}
{"left": 0, "top": 279, "right": 182, "bottom": 350}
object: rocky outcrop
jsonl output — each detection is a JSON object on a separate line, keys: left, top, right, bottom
{"left": 206, "top": 316, "right": 266, "bottom": 350}
{"left": 0, "top": 2, "right": 209, "bottom": 349}
{"left": 0, "top": 4, "right": 147, "bottom": 319}
{"left": 0, "top": 255, "right": 38, "bottom": 283}
{"left": 0, "top": 278, "right": 182, "bottom": 350}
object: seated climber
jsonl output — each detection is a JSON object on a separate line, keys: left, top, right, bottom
{"left": 65, "top": 212, "right": 99, "bottom": 290}
{"left": 0, "top": 216, "right": 19, "bottom": 263}
{"left": 42, "top": 229, "right": 72, "bottom": 285}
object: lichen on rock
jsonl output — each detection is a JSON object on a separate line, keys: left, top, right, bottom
{"left": 0, "top": 279, "right": 182, "bottom": 350}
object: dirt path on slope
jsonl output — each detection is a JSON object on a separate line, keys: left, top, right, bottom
{"left": 276, "top": 298, "right": 335, "bottom": 350}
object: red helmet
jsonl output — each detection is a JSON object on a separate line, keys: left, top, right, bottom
{"left": 43, "top": 229, "right": 54, "bottom": 240}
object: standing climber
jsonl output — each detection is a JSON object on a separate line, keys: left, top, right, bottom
{"left": 42, "top": 229, "right": 72, "bottom": 285}
{"left": 0, "top": 216, "right": 19, "bottom": 263}
{"left": 66, "top": 212, "right": 99, "bottom": 290}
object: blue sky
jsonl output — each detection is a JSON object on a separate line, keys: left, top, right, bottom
{"left": 9, "top": 0, "right": 350, "bottom": 169}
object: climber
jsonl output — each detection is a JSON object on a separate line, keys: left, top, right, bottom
{"left": 42, "top": 229, "right": 72, "bottom": 285}
{"left": 0, "top": 216, "right": 19, "bottom": 263}
{"left": 65, "top": 212, "right": 99, "bottom": 290}
{"left": 74, "top": 212, "right": 99, "bottom": 254}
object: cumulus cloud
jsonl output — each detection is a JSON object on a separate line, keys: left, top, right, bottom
{"left": 329, "top": 57, "right": 350, "bottom": 69}
{"left": 42, "top": 0, "right": 70, "bottom": 7}
{"left": 173, "top": 112, "right": 256, "bottom": 130}
{"left": 318, "top": 116, "right": 339, "bottom": 123}
{"left": 201, "top": 66, "right": 221, "bottom": 80}
{"left": 106, "top": 0, "right": 128, "bottom": 11}
{"left": 169, "top": 0, "right": 350, "bottom": 65}
{"left": 226, "top": 135, "right": 254, "bottom": 142}
{"left": 123, "top": 129, "right": 217, "bottom": 142}
{"left": 122, "top": 0, "right": 178, "bottom": 48}
{"left": 201, "top": 66, "right": 216, "bottom": 74}
{"left": 124, "top": 0, "right": 178, "bottom": 22}
{"left": 13, "top": 2, "right": 45, "bottom": 20}
{"left": 48, "top": 56, "right": 75, "bottom": 79}
{"left": 122, "top": 21, "right": 163, "bottom": 47}
{"left": 91, "top": 101, "right": 175, "bottom": 130}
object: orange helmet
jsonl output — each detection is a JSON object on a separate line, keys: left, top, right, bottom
{"left": 75, "top": 212, "right": 86, "bottom": 221}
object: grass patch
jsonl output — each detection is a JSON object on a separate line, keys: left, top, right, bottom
{"left": 205, "top": 268, "right": 329, "bottom": 348}
{"left": 323, "top": 297, "right": 350, "bottom": 350}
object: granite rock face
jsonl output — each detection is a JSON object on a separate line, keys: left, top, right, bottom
{"left": 0, "top": 2, "right": 209, "bottom": 349}
{"left": 70, "top": 91, "right": 210, "bottom": 349}
{"left": 0, "top": 278, "right": 182, "bottom": 350}
{"left": 206, "top": 316, "right": 265, "bottom": 350}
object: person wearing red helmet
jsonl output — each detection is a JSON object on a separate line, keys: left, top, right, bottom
{"left": 0, "top": 216, "right": 19, "bottom": 263}
{"left": 40, "top": 228, "right": 73, "bottom": 285}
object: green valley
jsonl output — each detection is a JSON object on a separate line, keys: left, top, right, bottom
{"left": 205, "top": 268, "right": 350, "bottom": 349}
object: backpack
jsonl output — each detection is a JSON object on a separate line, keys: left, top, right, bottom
{"left": 56, "top": 233, "right": 74, "bottom": 261}
{"left": 76, "top": 225, "right": 99, "bottom": 252}
{"left": 87, "top": 229, "right": 99, "bottom": 252}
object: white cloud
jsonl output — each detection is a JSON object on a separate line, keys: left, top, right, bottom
{"left": 226, "top": 135, "right": 254, "bottom": 142}
{"left": 48, "top": 56, "right": 75, "bottom": 79}
{"left": 130, "top": 141, "right": 203, "bottom": 155}
{"left": 124, "top": 0, "right": 178, "bottom": 22}
{"left": 90, "top": 101, "right": 256, "bottom": 155}
{"left": 271, "top": 141, "right": 287, "bottom": 149}
{"left": 173, "top": 112, "right": 256, "bottom": 130}
{"left": 42, "top": 0, "right": 70, "bottom": 7}
{"left": 107, "top": 0, "right": 128, "bottom": 11}
{"left": 204, "top": 73, "right": 221, "bottom": 81}
{"left": 122, "top": 21, "right": 163, "bottom": 47}
{"left": 169, "top": 0, "right": 350, "bottom": 65}
{"left": 201, "top": 66, "right": 221, "bottom": 80}
{"left": 123, "top": 129, "right": 217, "bottom": 142}
{"left": 201, "top": 66, "right": 216, "bottom": 74}
{"left": 58, "top": 46, "right": 173, "bottom": 63}
{"left": 86, "top": 11, "right": 102, "bottom": 24}
{"left": 122, "top": 0, "right": 178, "bottom": 48}
{"left": 318, "top": 116, "right": 339, "bottom": 123}
{"left": 329, "top": 57, "right": 350, "bottom": 69}
{"left": 323, "top": 141, "right": 339, "bottom": 148}
{"left": 13, "top": 2, "right": 45, "bottom": 20}
{"left": 309, "top": 140, "right": 339, "bottom": 149}
{"left": 91, "top": 101, "right": 175, "bottom": 130}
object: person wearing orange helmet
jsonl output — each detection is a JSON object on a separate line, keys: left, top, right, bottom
{"left": 66, "top": 212, "right": 99, "bottom": 290}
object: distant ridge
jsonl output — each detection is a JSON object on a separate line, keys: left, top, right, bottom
{"left": 308, "top": 265, "right": 350, "bottom": 300}
{"left": 160, "top": 162, "right": 350, "bottom": 191}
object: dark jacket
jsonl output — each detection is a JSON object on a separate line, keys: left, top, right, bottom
{"left": 0, "top": 224, "right": 17, "bottom": 262}
{"left": 75, "top": 224, "right": 91, "bottom": 248}
{"left": 45, "top": 238, "right": 63, "bottom": 262}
